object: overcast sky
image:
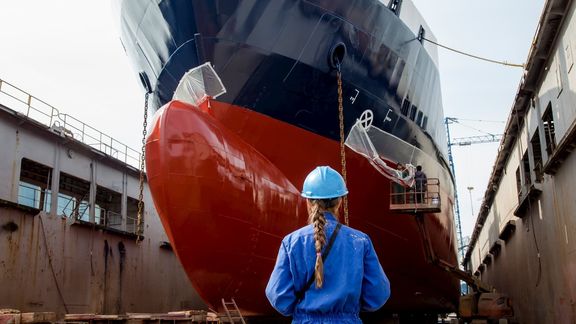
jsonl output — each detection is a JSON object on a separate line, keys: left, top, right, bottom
{"left": 0, "top": 0, "right": 545, "bottom": 239}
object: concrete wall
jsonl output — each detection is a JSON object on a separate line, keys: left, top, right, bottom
{"left": 467, "top": 2, "right": 576, "bottom": 323}
{"left": 0, "top": 107, "right": 204, "bottom": 316}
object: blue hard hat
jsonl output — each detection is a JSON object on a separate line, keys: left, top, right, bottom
{"left": 301, "top": 166, "right": 349, "bottom": 199}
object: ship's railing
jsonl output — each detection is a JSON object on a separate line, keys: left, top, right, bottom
{"left": 389, "top": 178, "right": 441, "bottom": 213}
{"left": 0, "top": 78, "right": 141, "bottom": 168}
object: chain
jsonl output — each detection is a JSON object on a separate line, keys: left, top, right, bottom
{"left": 136, "top": 92, "right": 149, "bottom": 242}
{"left": 336, "top": 65, "right": 349, "bottom": 226}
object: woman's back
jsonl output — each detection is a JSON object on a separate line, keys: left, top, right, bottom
{"left": 266, "top": 213, "right": 390, "bottom": 323}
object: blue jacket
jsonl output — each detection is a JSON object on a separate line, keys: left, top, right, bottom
{"left": 265, "top": 213, "right": 390, "bottom": 323}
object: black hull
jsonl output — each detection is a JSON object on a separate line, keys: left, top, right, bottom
{"left": 119, "top": 0, "right": 448, "bottom": 165}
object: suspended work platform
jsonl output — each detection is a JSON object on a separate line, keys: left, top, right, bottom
{"left": 389, "top": 178, "right": 441, "bottom": 213}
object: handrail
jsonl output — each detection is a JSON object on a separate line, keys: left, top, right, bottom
{"left": 389, "top": 178, "right": 442, "bottom": 213}
{"left": 0, "top": 77, "right": 141, "bottom": 168}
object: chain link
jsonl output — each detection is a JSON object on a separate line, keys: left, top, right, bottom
{"left": 136, "top": 92, "right": 149, "bottom": 242}
{"left": 337, "top": 67, "right": 349, "bottom": 226}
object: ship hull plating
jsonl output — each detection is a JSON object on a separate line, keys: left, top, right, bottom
{"left": 146, "top": 99, "right": 458, "bottom": 315}
{"left": 119, "top": 0, "right": 459, "bottom": 316}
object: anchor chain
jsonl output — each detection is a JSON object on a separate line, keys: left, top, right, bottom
{"left": 336, "top": 64, "right": 349, "bottom": 226}
{"left": 136, "top": 92, "right": 149, "bottom": 242}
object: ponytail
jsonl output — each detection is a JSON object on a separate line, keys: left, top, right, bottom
{"left": 307, "top": 198, "right": 340, "bottom": 288}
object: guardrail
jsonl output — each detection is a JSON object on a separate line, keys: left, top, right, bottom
{"left": 389, "top": 178, "right": 442, "bottom": 213}
{"left": 0, "top": 78, "right": 141, "bottom": 168}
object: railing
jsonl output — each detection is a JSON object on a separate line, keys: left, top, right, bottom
{"left": 389, "top": 178, "right": 441, "bottom": 213}
{"left": 96, "top": 208, "right": 139, "bottom": 235}
{"left": 17, "top": 183, "right": 50, "bottom": 211}
{"left": 0, "top": 78, "right": 141, "bottom": 168}
{"left": 125, "top": 214, "right": 139, "bottom": 234}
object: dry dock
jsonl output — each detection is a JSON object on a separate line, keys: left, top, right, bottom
{"left": 464, "top": 0, "right": 576, "bottom": 323}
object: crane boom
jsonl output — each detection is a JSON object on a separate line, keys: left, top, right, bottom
{"left": 451, "top": 134, "right": 502, "bottom": 146}
{"left": 444, "top": 117, "right": 502, "bottom": 266}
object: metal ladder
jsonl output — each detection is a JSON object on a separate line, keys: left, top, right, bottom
{"left": 221, "top": 298, "right": 246, "bottom": 324}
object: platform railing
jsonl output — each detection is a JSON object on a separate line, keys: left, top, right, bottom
{"left": 0, "top": 78, "right": 141, "bottom": 168}
{"left": 390, "top": 178, "right": 441, "bottom": 213}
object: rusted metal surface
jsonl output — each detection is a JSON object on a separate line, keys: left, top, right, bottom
{"left": 0, "top": 101, "right": 204, "bottom": 316}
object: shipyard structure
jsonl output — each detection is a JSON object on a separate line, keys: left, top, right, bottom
{"left": 464, "top": 0, "right": 576, "bottom": 323}
{"left": 0, "top": 79, "right": 204, "bottom": 315}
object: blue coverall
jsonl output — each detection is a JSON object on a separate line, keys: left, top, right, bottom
{"left": 265, "top": 212, "right": 390, "bottom": 323}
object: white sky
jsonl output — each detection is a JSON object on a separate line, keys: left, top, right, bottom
{"left": 0, "top": 0, "right": 545, "bottom": 239}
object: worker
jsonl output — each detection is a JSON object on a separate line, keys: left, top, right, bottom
{"left": 414, "top": 165, "right": 428, "bottom": 203}
{"left": 265, "top": 166, "right": 390, "bottom": 323}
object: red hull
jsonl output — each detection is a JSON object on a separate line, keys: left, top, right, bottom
{"left": 146, "top": 100, "right": 459, "bottom": 315}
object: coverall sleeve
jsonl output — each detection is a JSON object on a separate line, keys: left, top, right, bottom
{"left": 360, "top": 237, "right": 391, "bottom": 312}
{"left": 265, "top": 241, "right": 297, "bottom": 316}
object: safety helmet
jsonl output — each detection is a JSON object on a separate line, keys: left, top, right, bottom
{"left": 301, "top": 166, "right": 348, "bottom": 199}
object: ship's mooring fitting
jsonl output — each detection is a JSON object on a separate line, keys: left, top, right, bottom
{"left": 139, "top": 71, "right": 152, "bottom": 94}
{"left": 329, "top": 42, "right": 346, "bottom": 70}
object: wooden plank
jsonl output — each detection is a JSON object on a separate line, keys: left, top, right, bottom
{"left": 0, "top": 314, "right": 21, "bottom": 324}
{"left": 65, "top": 314, "right": 96, "bottom": 321}
{"left": 21, "top": 313, "right": 56, "bottom": 323}
{"left": 66, "top": 311, "right": 219, "bottom": 324}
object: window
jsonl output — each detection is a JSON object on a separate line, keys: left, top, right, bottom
{"left": 18, "top": 158, "right": 51, "bottom": 211}
{"left": 515, "top": 151, "right": 532, "bottom": 199}
{"left": 422, "top": 116, "right": 428, "bottom": 130}
{"left": 401, "top": 97, "right": 410, "bottom": 116}
{"left": 415, "top": 111, "right": 423, "bottom": 126}
{"left": 58, "top": 172, "right": 90, "bottom": 220}
{"left": 542, "top": 103, "right": 557, "bottom": 156}
{"left": 127, "top": 196, "right": 143, "bottom": 234}
{"left": 521, "top": 151, "right": 531, "bottom": 193}
{"left": 409, "top": 105, "right": 417, "bottom": 121}
{"left": 531, "top": 130, "right": 543, "bottom": 182}
{"left": 388, "top": 0, "right": 402, "bottom": 15}
{"left": 95, "top": 186, "right": 122, "bottom": 229}
{"left": 515, "top": 167, "right": 522, "bottom": 196}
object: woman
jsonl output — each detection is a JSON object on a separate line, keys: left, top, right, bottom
{"left": 265, "top": 166, "right": 390, "bottom": 323}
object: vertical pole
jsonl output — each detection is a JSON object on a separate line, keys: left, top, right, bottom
{"left": 467, "top": 186, "right": 475, "bottom": 217}
{"left": 445, "top": 118, "right": 465, "bottom": 262}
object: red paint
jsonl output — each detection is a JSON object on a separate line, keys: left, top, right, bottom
{"left": 146, "top": 99, "right": 459, "bottom": 315}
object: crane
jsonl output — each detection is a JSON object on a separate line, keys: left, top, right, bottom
{"left": 445, "top": 117, "right": 503, "bottom": 263}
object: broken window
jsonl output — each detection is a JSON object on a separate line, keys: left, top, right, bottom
{"left": 18, "top": 158, "right": 52, "bottom": 211}
{"left": 542, "top": 103, "right": 557, "bottom": 156}
{"left": 95, "top": 186, "right": 122, "bottom": 229}
{"left": 58, "top": 172, "right": 90, "bottom": 220}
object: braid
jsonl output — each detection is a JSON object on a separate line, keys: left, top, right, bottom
{"left": 307, "top": 198, "right": 340, "bottom": 288}
{"left": 311, "top": 202, "right": 327, "bottom": 288}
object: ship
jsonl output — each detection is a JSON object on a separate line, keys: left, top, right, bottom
{"left": 117, "top": 0, "right": 459, "bottom": 320}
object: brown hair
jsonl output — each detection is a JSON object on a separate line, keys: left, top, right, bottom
{"left": 307, "top": 198, "right": 341, "bottom": 288}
